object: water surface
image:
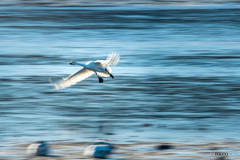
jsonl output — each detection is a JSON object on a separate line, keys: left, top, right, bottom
{"left": 1, "top": 5, "right": 240, "bottom": 154}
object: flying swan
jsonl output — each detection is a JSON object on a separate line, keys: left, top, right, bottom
{"left": 54, "top": 53, "right": 120, "bottom": 89}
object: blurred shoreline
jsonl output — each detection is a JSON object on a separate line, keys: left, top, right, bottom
{"left": 1, "top": 140, "right": 240, "bottom": 159}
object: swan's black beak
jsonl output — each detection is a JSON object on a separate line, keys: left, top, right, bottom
{"left": 69, "top": 61, "right": 73, "bottom": 65}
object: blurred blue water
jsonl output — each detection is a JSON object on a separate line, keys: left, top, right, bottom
{"left": 1, "top": 5, "right": 240, "bottom": 149}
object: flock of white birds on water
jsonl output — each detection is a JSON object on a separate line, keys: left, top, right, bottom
{"left": 26, "top": 140, "right": 113, "bottom": 158}
{"left": 53, "top": 53, "right": 120, "bottom": 89}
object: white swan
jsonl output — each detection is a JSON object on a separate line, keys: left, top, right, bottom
{"left": 54, "top": 53, "right": 120, "bottom": 89}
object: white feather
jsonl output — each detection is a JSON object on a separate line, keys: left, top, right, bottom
{"left": 100, "top": 52, "right": 120, "bottom": 67}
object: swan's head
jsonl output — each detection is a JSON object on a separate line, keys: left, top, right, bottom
{"left": 69, "top": 61, "right": 77, "bottom": 65}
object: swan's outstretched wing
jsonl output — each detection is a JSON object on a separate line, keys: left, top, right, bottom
{"left": 54, "top": 68, "right": 94, "bottom": 89}
{"left": 101, "top": 53, "right": 120, "bottom": 67}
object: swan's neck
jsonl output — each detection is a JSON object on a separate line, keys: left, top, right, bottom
{"left": 75, "top": 62, "right": 86, "bottom": 67}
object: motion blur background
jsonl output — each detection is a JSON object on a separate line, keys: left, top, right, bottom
{"left": 1, "top": 0, "right": 240, "bottom": 157}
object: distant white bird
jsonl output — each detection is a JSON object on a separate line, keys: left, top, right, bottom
{"left": 26, "top": 141, "right": 49, "bottom": 156}
{"left": 83, "top": 140, "right": 114, "bottom": 159}
{"left": 54, "top": 53, "right": 120, "bottom": 89}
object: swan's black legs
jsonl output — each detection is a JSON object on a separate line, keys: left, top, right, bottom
{"left": 109, "top": 74, "right": 114, "bottom": 79}
{"left": 98, "top": 77, "right": 103, "bottom": 83}
{"left": 105, "top": 69, "right": 114, "bottom": 78}
{"left": 95, "top": 72, "right": 104, "bottom": 83}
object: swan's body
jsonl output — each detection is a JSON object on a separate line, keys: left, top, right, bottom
{"left": 54, "top": 53, "right": 120, "bottom": 89}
